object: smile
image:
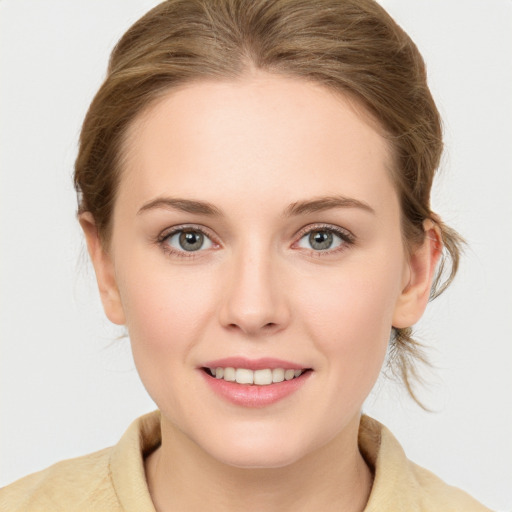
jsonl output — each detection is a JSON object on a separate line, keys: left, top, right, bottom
{"left": 200, "top": 361, "right": 313, "bottom": 407}
{"left": 205, "top": 367, "right": 306, "bottom": 385}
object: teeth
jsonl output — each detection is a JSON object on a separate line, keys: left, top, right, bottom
{"left": 254, "top": 369, "right": 272, "bottom": 385}
{"left": 208, "top": 367, "right": 305, "bottom": 385}
{"left": 235, "top": 368, "right": 254, "bottom": 384}
{"left": 223, "top": 367, "right": 236, "bottom": 382}
{"left": 272, "top": 368, "right": 284, "bottom": 383}
{"left": 284, "top": 369, "right": 295, "bottom": 381}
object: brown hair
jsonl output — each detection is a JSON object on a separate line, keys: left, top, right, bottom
{"left": 74, "top": 0, "right": 464, "bottom": 405}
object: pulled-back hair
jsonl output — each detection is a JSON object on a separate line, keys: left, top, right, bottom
{"left": 74, "top": 0, "right": 464, "bottom": 405}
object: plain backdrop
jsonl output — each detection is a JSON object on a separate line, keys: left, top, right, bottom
{"left": 1, "top": 1, "right": 511, "bottom": 509}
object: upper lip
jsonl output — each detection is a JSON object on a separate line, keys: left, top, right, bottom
{"left": 202, "top": 357, "right": 308, "bottom": 371}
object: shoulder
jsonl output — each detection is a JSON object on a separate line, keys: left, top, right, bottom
{"left": 0, "top": 410, "right": 161, "bottom": 512}
{"left": 0, "top": 447, "right": 120, "bottom": 512}
{"left": 359, "top": 415, "right": 493, "bottom": 512}
{"left": 407, "top": 459, "right": 493, "bottom": 511}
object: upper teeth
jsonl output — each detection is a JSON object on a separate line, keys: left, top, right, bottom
{"left": 210, "top": 367, "right": 304, "bottom": 385}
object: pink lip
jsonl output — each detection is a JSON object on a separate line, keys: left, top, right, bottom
{"left": 199, "top": 358, "right": 312, "bottom": 408}
{"left": 202, "top": 357, "right": 305, "bottom": 371}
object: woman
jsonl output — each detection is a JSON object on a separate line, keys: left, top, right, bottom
{"left": 0, "top": 0, "right": 498, "bottom": 510}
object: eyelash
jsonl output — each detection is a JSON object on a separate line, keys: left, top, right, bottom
{"left": 294, "top": 223, "right": 356, "bottom": 257}
{"left": 156, "top": 223, "right": 356, "bottom": 259}
{"left": 156, "top": 224, "right": 217, "bottom": 259}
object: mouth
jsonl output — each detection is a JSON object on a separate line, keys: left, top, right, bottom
{"left": 202, "top": 367, "right": 312, "bottom": 385}
{"left": 199, "top": 357, "right": 313, "bottom": 407}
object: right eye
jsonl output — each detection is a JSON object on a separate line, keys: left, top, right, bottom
{"left": 162, "top": 228, "right": 214, "bottom": 254}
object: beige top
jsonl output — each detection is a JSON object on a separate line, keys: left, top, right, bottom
{"left": 0, "top": 411, "right": 492, "bottom": 512}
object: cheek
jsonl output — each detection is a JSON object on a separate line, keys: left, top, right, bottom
{"left": 118, "top": 262, "right": 217, "bottom": 362}
{"left": 296, "top": 258, "right": 402, "bottom": 390}
{"left": 300, "top": 262, "right": 400, "bottom": 337}
{"left": 117, "top": 262, "right": 221, "bottom": 414}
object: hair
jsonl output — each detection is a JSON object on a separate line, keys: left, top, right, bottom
{"left": 74, "top": 0, "right": 464, "bottom": 406}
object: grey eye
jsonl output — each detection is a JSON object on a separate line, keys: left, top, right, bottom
{"left": 166, "top": 229, "right": 213, "bottom": 252}
{"left": 298, "top": 229, "right": 343, "bottom": 251}
{"left": 309, "top": 230, "right": 333, "bottom": 250}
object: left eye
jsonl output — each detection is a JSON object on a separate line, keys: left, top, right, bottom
{"left": 164, "top": 229, "right": 213, "bottom": 252}
{"left": 297, "top": 229, "right": 344, "bottom": 251}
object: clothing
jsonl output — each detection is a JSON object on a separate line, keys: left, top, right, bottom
{"left": 0, "top": 411, "right": 491, "bottom": 512}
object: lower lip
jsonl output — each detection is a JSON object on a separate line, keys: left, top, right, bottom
{"left": 200, "top": 370, "right": 312, "bottom": 408}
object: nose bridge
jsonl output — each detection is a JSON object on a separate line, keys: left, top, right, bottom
{"left": 219, "top": 235, "right": 289, "bottom": 336}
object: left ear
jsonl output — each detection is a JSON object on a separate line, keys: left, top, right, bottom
{"left": 392, "top": 219, "right": 443, "bottom": 328}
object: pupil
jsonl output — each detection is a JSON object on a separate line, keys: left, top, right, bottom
{"left": 179, "top": 231, "right": 204, "bottom": 251}
{"left": 309, "top": 230, "right": 333, "bottom": 250}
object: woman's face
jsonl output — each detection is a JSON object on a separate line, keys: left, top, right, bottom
{"left": 89, "top": 73, "right": 430, "bottom": 468}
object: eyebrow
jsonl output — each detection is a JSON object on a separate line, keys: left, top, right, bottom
{"left": 138, "top": 197, "right": 222, "bottom": 216}
{"left": 283, "top": 195, "right": 375, "bottom": 216}
{"left": 137, "top": 194, "right": 375, "bottom": 217}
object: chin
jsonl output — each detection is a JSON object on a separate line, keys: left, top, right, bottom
{"left": 197, "top": 425, "right": 317, "bottom": 470}
{"left": 212, "top": 445, "right": 304, "bottom": 470}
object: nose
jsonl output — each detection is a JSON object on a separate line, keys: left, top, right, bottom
{"left": 218, "top": 243, "right": 291, "bottom": 337}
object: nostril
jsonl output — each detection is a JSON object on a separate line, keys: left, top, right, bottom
{"left": 227, "top": 322, "right": 276, "bottom": 331}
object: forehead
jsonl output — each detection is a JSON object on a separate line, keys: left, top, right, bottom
{"left": 118, "top": 73, "right": 396, "bottom": 217}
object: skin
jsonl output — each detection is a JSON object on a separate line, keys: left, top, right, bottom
{"left": 81, "top": 72, "right": 441, "bottom": 512}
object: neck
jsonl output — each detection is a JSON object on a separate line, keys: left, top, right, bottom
{"left": 145, "top": 414, "right": 373, "bottom": 512}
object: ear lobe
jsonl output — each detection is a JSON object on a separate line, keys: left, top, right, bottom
{"left": 79, "top": 213, "right": 126, "bottom": 325}
{"left": 392, "top": 219, "right": 443, "bottom": 329}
